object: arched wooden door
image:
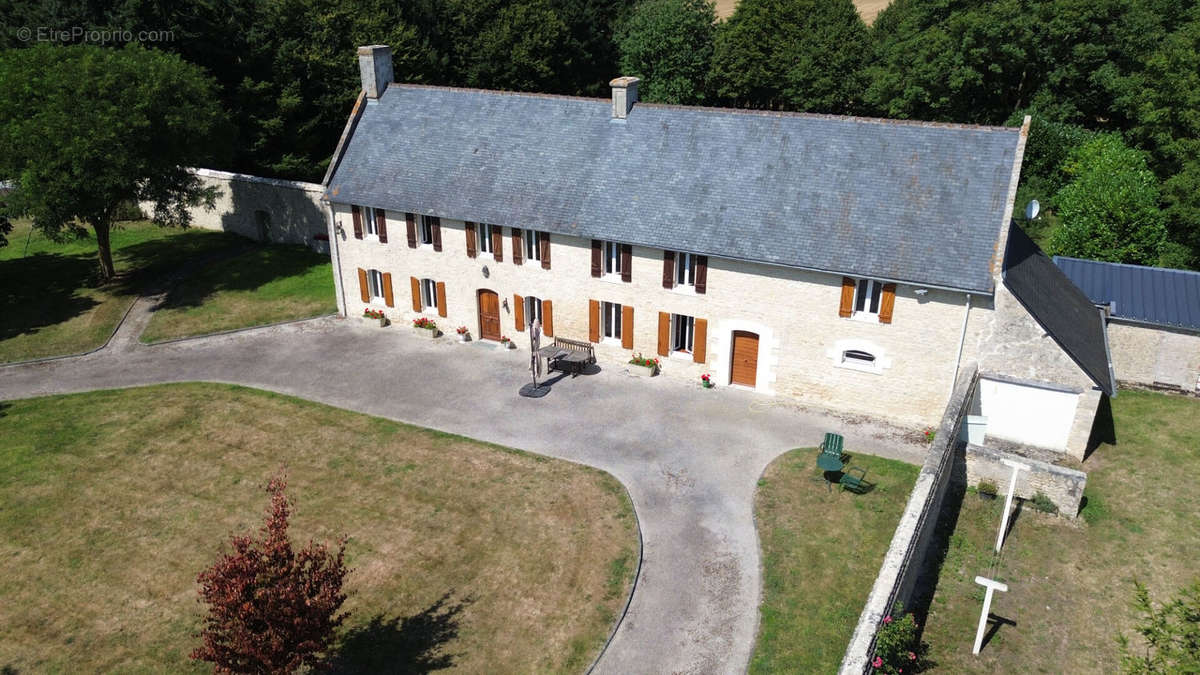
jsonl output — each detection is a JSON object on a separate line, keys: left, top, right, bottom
{"left": 478, "top": 289, "right": 501, "bottom": 341}
{"left": 730, "top": 331, "right": 759, "bottom": 387}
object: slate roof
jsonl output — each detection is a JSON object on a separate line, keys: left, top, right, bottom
{"left": 326, "top": 84, "right": 1024, "bottom": 293}
{"left": 1003, "top": 226, "right": 1116, "bottom": 395}
{"left": 1054, "top": 256, "right": 1200, "bottom": 332}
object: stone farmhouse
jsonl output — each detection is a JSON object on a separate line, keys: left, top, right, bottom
{"left": 321, "top": 45, "right": 1116, "bottom": 460}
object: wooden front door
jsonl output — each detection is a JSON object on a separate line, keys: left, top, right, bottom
{"left": 478, "top": 290, "right": 501, "bottom": 341}
{"left": 730, "top": 331, "right": 759, "bottom": 387}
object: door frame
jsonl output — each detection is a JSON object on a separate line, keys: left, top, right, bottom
{"left": 477, "top": 288, "right": 501, "bottom": 342}
{"left": 729, "top": 330, "right": 760, "bottom": 388}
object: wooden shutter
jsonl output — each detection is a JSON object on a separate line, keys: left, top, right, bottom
{"left": 465, "top": 222, "right": 477, "bottom": 258}
{"left": 436, "top": 281, "right": 447, "bottom": 317}
{"left": 693, "top": 318, "right": 707, "bottom": 363}
{"left": 657, "top": 312, "right": 670, "bottom": 356}
{"left": 878, "top": 283, "right": 897, "bottom": 324}
{"left": 662, "top": 251, "right": 675, "bottom": 289}
{"left": 492, "top": 226, "right": 503, "bottom": 262}
{"left": 405, "top": 212, "right": 417, "bottom": 248}
{"left": 376, "top": 209, "right": 388, "bottom": 243}
{"left": 514, "top": 294, "right": 525, "bottom": 331}
{"left": 382, "top": 272, "right": 394, "bottom": 307}
{"left": 540, "top": 233, "right": 551, "bottom": 269}
{"left": 588, "top": 300, "right": 600, "bottom": 342}
{"left": 410, "top": 276, "right": 421, "bottom": 312}
{"left": 512, "top": 228, "right": 524, "bottom": 265}
{"left": 357, "top": 268, "right": 369, "bottom": 302}
{"left": 620, "top": 244, "right": 632, "bottom": 283}
{"left": 542, "top": 300, "right": 553, "bottom": 337}
{"left": 621, "top": 305, "right": 634, "bottom": 349}
{"left": 352, "top": 206, "right": 363, "bottom": 239}
{"left": 431, "top": 216, "right": 442, "bottom": 252}
{"left": 590, "top": 240, "right": 602, "bottom": 277}
{"left": 695, "top": 256, "right": 708, "bottom": 295}
{"left": 839, "top": 277, "right": 856, "bottom": 317}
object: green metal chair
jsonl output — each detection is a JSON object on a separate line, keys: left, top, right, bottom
{"left": 839, "top": 466, "right": 870, "bottom": 494}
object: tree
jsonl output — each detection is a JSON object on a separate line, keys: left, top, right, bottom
{"left": 615, "top": 0, "right": 716, "bottom": 105}
{"left": 1048, "top": 134, "right": 1167, "bottom": 266}
{"left": 710, "top": 0, "right": 868, "bottom": 114}
{"left": 192, "top": 473, "right": 349, "bottom": 674}
{"left": 0, "top": 44, "right": 230, "bottom": 280}
{"left": 1118, "top": 580, "right": 1200, "bottom": 673}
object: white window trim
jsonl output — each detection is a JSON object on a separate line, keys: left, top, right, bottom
{"left": 670, "top": 313, "right": 694, "bottom": 356}
{"left": 478, "top": 223, "right": 493, "bottom": 253}
{"left": 419, "top": 278, "right": 439, "bottom": 314}
{"left": 827, "top": 339, "right": 892, "bottom": 374}
{"left": 601, "top": 301, "right": 623, "bottom": 343}
{"left": 524, "top": 296, "right": 543, "bottom": 327}
{"left": 363, "top": 206, "right": 380, "bottom": 241}
{"left": 675, "top": 252, "right": 696, "bottom": 287}
{"left": 366, "top": 268, "right": 385, "bottom": 304}
{"left": 524, "top": 230, "right": 542, "bottom": 262}
{"left": 418, "top": 215, "right": 436, "bottom": 247}
{"left": 603, "top": 241, "right": 622, "bottom": 280}
{"left": 851, "top": 278, "right": 884, "bottom": 322}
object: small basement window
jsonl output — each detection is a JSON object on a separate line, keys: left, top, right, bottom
{"left": 842, "top": 349, "right": 876, "bottom": 365}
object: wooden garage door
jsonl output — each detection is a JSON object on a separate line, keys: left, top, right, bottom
{"left": 730, "top": 331, "right": 759, "bottom": 387}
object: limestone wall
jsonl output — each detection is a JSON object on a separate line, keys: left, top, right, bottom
{"left": 962, "top": 443, "right": 1087, "bottom": 517}
{"left": 1108, "top": 321, "right": 1200, "bottom": 393}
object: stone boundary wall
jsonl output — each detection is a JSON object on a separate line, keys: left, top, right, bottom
{"left": 961, "top": 443, "right": 1086, "bottom": 517}
{"left": 839, "top": 367, "right": 979, "bottom": 674}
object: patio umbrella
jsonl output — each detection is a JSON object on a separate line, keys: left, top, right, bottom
{"left": 519, "top": 319, "right": 549, "bottom": 398}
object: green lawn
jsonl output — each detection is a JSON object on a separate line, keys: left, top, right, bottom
{"left": 140, "top": 244, "right": 334, "bottom": 343}
{"left": 0, "top": 219, "right": 246, "bottom": 362}
{"left": 921, "top": 390, "right": 1200, "bottom": 672}
{"left": 751, "top": 450, "right": 921, "bottom": 673}
{"left": 0, "top": 384, "right": 637, "bottom": 673}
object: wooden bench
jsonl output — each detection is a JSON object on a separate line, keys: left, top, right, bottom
{"left": 538, "top": 336, "right": 596, "bottom": 377}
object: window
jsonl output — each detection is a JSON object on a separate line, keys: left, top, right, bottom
{"left": 842, "top": 349, "right": 876, "bottom": 365}
{"left": 675, "top": 252, "right": 696, "bottom": 287}
{"left": 672, "top": 314, "right": 694, "bottom": 354}
{"left": 364, "top": 206, "right": 379, "bottom": 237}
{"left": 419, "top": 215, "right": 435, "bottom": 245}
{"left": 604, "top": 241, "right": 622, "bottom": 277}
{"left": 602, "top": 301, "right": 623, "bottom": 340}
{"left": 478, "top": 223, "right": 493, "bottom": 253}
{"left": 525, "top": 295, "right": 543, "bottom": 327}
{"left": 828, "top": 339, "right": 891, "bottom": 374}
{"left": 524, "top": 230, "right": 543, "bottom": 262}
{"left": 419, "top": 278, "right": 438, "bottom": 312}
{"left": 366, "top": 269, "right": 384, "bottom": 301}
{"left": 854, "top": 279, "right": 884, "bottom": 317}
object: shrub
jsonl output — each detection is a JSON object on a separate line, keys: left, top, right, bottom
{"left": 977, "top": 480, "right": 998, "bottom": 497}
{"left": 1118, "top": 579, "right": 1200, "bottom": 673}
{"left": 1030, "top": 491, "right": 1058, "bottom": 515}
{"left": 873, "top": 603, "right": 926, "bottom": 673}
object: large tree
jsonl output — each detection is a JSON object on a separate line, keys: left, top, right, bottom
{"left": 0, "top": 44, "right": 230, "bottom": 280}
{"left": 615, "top": 0, "right": 717, "bottom": 105}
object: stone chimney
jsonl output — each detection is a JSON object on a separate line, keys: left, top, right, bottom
{"left": 610, "top": 76, "right": 640, "bottom": 120}
{"left": 358, "top": 45, "right": 393, "bottom": 99}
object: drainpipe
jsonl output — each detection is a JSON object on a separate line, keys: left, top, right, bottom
{"left": 951, "top": 293, "right": 972, "bottom": 392}
{"left": 325, "top": 200, "right": 347, "bottom": 317}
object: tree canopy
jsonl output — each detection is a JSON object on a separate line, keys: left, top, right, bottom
{"left": 615, "top": 0, "right": 717, "bottom": 105}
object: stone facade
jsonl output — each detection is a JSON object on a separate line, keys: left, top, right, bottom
{"left": 1107, "top": 321, "right": 1200, "bottom": 393}
{"left": 962, "top": 443, "right": 1087, "bottom": 517}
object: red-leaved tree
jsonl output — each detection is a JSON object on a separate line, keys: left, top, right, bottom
{"left": 191, "top": 472, "right": 349, "bottom": 674}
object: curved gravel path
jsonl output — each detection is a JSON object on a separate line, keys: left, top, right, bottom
{"left": 0, "top": 317, "right": 925, "bottom": 673}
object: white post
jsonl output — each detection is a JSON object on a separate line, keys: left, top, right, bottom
{"left": 972, "top": 576, "right": 1008, "bottom": 655}
{"left": 995, "top": 459, "right": 1030, "bottom": 553}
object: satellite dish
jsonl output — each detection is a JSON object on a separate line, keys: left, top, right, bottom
{"left": 1024, "top": 200, "right": 1040, "bottom": 220}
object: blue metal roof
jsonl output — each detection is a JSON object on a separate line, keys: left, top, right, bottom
{"left": 326, "top": 85, "right": 1024, "bottom": 293}
{"left": 1054, "top": 257, "right": 1200, "bottom": 332}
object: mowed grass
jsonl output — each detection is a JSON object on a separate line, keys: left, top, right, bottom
{"left": 921, "top": 390, "right": 1200, "bottom": 672}
{"left": 0, "top": 219, "right": 245, "bottom": 362}
{"left": 140, "top": 244, "right": 335, "bottom": 343}
{"left": 751, "top": 450, "right": 920, "bottom": 673}
{"left": 0, "top": 384, "right": 637, "bottom": 673}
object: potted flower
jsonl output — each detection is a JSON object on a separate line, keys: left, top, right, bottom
{"left": 977, "top": 480, "right": 998, "bottom": 501}
{"left": 923, "top": 427, "right": 937, "bottom": 443}
{"left": 627, "top": 353, "right": 659, "bottom": 377}
{"left": 455, "top": 326, "right": 470, "bottom": 342}
{"left": 363, "top": 308, "right": 387, "bottom": 327}
{"left": 411, "top": 316, "right": 440, "bottom": 338}
{"left": 700, "top": 373, "right": 715, "bottom": 389}
{"left": 499, "top": 335, "right": 514, "bottom": 349}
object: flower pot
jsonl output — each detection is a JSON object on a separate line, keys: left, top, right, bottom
{"left": 499, "top": 341, "right": 514, "bottom": 350}
{"left": 627, "top": 363, "right": 657, "bottom": 377}
{"left": 412, "top": 326, "right": 440, "bottom": 339}
{"left": 979, "top": 492, "right": 997, "bottom": 501}
{"left": 457, "top": 333, "right": 470, "bottom": 342}
{"left": 378, "top": 317, "right": 389, "bottom": 328}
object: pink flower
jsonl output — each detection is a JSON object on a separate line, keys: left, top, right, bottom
{"left": 872, "top": 656, "right": 883, "bottom": 668}
{"left": 883, "top": 615, "right": 892, "bottom": 624}
{"left": 909, "top": 651, "right": 916, "bottom": 660}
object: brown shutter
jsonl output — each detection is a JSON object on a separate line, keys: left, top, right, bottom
{"left": 693, "top": 319, "right": 707, "bottom": 363}
{"left": 591, "top": 240, "right": 602, "bottom": 277}
{"left": 465, "top": 222, "right": 477, "bottom": 258}
{"left": 436, "top": 281, "right": 447, "bottom": 317}
{"left": 405, "top": 212, "right": 417, "bottom": 248}
{"left": 382, "top": 272, "right": 394, "bottom": 307}
{"left": 358, "top": 268, "right": 369, "bottom": 302}
{"left": 492, "top": 227, "right": 503, "bottom": 262}
{"left": 662, "top": 250, "right": 675, "bottom": 289}
{"left": 352, "top": 206, "right": 363, "bottom": 239}
{"left": 621, "top": 305, "right": 634, "bottom": 349}
{"left": 514, "top": 294, "right": 525, "bottom": 331}
{"left": 376, "top": 209, "right": 388, "bottom": 243}
{"left": 695, "top": 256, "right": 708, "bottom": 294}
{"left": 410, "top": 276, "right": 421, "bottom": 312}
{"left": 839, "top": 277, "right": 856, "bottom": 317}
{"left": 878, "top": 283, "right": 897, "bottom": 324}
{"left": 542, "top": 300, "right": 553, "bottom": 337}
{"left": 657, "top": 312, "right": 670, "bottom": 356}
{"left": 540, "top": 233, "right": 551, "bottom": 270}
{"left": 431, "top": 216, "right": 442, "bottom": 252}
{"left": 588, "top": 300, "right": 600, "bottom": 343}
{"left": 512, "top": 228, "right": 524, "bottom": 265}
{"left": 620, "top": 244, "right": 632, "bottom": 283}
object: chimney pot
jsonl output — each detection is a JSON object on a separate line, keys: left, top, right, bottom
{"left": 358, "top": 45, "right": 393, "bottom": 99}
{"left": 610, "top": 76, "right": 640, "bottom": 120}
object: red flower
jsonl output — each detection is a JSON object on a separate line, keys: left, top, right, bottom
{"left": 872, "top": 656, "right": 883, "bottom": 668}
{"left": 883, "top": 615, "right": 892, "bottom": 624}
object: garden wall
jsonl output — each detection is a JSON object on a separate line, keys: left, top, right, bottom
{"left": 961, "top": 443, "right": 1086, "bottom": 517}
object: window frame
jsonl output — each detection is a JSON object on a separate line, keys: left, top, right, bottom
{"left": 366, "top": 268, "right": 384, "bottom": 302}
{"left": 601, "top": 301, "right": 623, "bottom": 342}
{"left": 418, "top": 215, "right": 435, "bottom": 246}
{"left": 853, "top": 278, "right": 884, "bottom": 319}
{"left": 419, "top": 277, "right": 438, "bottom": 312}
{"left": 671, "top": 313, "right": 695, "bottom": 355}
{"left": 524, "top": 295, "right": 543, "bottom": 327}
{"left": 675, "top": 252, "right": 696, "bottom": 288}
{"left": 478, "top": 223, "right": 493, "bottom": 253}
{"left": 524, "top": 230, "right": 542, "bottom": 262}
{"left": 603, "top": 241, "right": 622, "bottom": 278}
{"left": 363, "top": 206, "right": 379, "bottom": 238}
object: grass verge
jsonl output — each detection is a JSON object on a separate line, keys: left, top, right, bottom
{"left": 751, "top": 450, "right": 920, "bottom": 673}
{"left": 0, "top": 383, "right": 637, "bottom": 673}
